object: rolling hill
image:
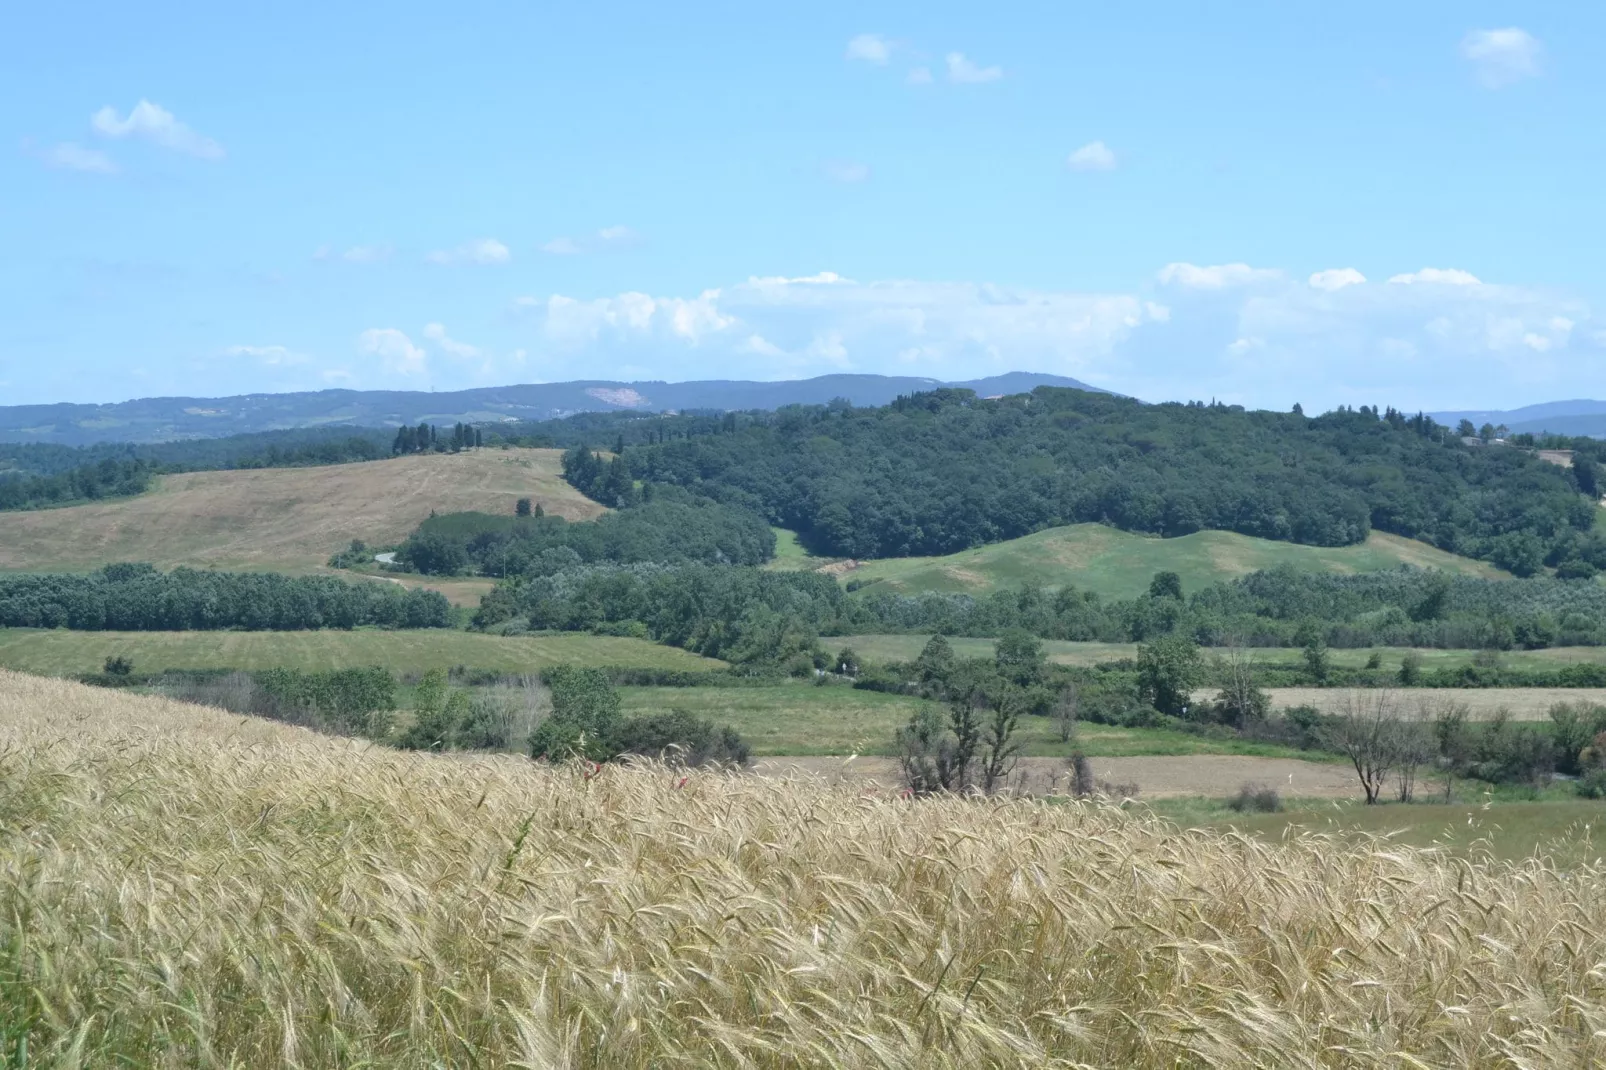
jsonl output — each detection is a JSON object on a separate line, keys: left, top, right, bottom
{"left": 1431, "top": 399, "right": 1606, "bottom": 438}
{"left": 0, "top": 448, "right": 602, "bottom": 574}
{"left": 0, "top": 371, "right": 1104, "bottom": 445}
{"left": 784, "top": 523, "right": 1505, "bottom": 600}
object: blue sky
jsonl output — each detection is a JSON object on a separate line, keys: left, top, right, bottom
{"left": 3, "top": 1, "right": 1602, "bottom": 411}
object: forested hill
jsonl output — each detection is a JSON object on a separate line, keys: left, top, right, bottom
{"left": 571, "top": 387, "right": 1603, "bottom": 575}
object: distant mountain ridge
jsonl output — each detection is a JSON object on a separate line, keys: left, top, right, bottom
{"left": 1430, "top": 400, "right": 1606, "bottom": 439}
{"left": 0, "top": 372, "right": 1109, "bottom": 446}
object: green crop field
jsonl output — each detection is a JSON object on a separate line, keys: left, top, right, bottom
{"left": 834, "top": 634, "right": 1606, "bottom": 672}
{"left": 0, "top": 628, "right": 720, "bottom": 676}
{"left": 834, "top": 524, "right": 1503, "bottom": 600}
{"left": 1172, "top": 798, "right": 1606, "bottom": 865}
{"left": 618, "top": 682, "right": 1318, "bottom": 759}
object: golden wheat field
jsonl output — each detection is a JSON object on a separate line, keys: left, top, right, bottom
{"left": 5, "top": 670, "right": 1606, "bottom": 1067}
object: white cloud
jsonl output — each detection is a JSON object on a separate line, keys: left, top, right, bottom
{"left": 1461, "top": 28, "right": 1542, "bottom": 88}
{"left": 37, "top": 142, "right": 117, "bottom": 174}
{"left": 1309, "top": 268, "right": 1367, "bottom": 292}
{"left": 945, "top": 52, "right": 1002, "bottom": 84}
{"left": 823, "top": 160, "right": 871, "bottom": 183}
{"left": 317, "top": 244, "right": 393, "bottom": 264}
{"left": 541, "top": 227, "right": 639, "bottom": 255}
{"left": 224, "top": 344, "right": 308, "bottom": 366}
{"left": 1066, "top": 141, "right": 1116, "bottom": 172}
{"left": 907, "top": 66, "right": 933, "bottom": 85}
{"left": 846, "top": 33, "right": 891, "bottom": 64}
{"left": 516, "top": 274, "right": 1161, "bottom": 385}
{"left": 500, "top": 264, "right": 1597, "bottom": 411}
{"left": 422, "top": 323, "right": 481, "bottom": 361}
{"left": 426, "top": 238, "right": 511, "bottom": 266}
{"left": 90, "top": 100, "right": 223, "bottom": 159}
{"left": 1388, "top": 267, "right": 1481, "bottom": 286}
{"left": 1157, "top": 262, "right": 1281, "bottom": 289}
{"left": 357, "top": 328, "right": 428, "bottom": 377}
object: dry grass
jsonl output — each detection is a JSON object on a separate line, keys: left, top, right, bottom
{"left": 5, "top": 670, "right": 1606, "bottom": 1066}
{"left": 0, "top": 448, "right": 602, "bottom": 574}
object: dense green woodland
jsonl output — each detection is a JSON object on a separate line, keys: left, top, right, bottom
{"left": 560, "top": 389, "right": 1605, "bottom": 575}
{"left": 0, "top": 564, "right": 450, "bottom": 630}
{"left": 396, "top": 489, "right": 774, "bottom": 577}
{"left": 474, "top": 562, "right": 1606, "bottom": 664}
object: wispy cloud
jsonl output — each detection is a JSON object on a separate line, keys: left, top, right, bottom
{"left": 91, "top": 100, "right": 223, "bottom": 159}
{"left": 845, "top": 33, "right": 892, "bottom": 64}
{"left": 422, "top": 323, "right": 480, "bottom": 360}
{"left": 356, "top": 328, "right": 428, "bottom": 376}
{"left": 425, "top": 238, "right": 511, "bottom": 266}
{"left": 224, "top": 344, "right": 309, "bottom": 366}
{"left": 313, "top": 244, "right": 394, "bottom": 264}
{"left": 1309, "top": 268, "right": 1367, "bottom": 292}
{"left": 906, "top": 66, "right": 933, "bottom": 86}
{"left": 1388, "top": 267, "right": 1481, "bottom": 286}
{"left": 34, "top": 142, "right": 118, "bottom": 174}
{"left": 945, "top": 52, "right": 1002, "bottom": 84}
{"left": 1157, "top": 262, "right": 1281, "bottom": 289}
{"left": 823, "top": 160, "right": 871, "bottom": 183}
{"left": 540, "top": 226, "right": 640, "bottom": 255}
{"left": 1066, "top": 141, "right": 1116, "bottom": 172}
{"left": 1461, "top": 28, "right": 1542, "bottom": 88}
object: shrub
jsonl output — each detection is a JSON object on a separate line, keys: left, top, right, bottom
{"left": 613, "top": 710, "right": 750, "bottom": 767}
{"left": 103, "top": 654, "right": 133, "bottom": 677}
{"left": 1227, "top": 782, "right": 1282, "bottom": 813}
{"left": 1576, "top": 768, "right": 1606, "bottom": 799}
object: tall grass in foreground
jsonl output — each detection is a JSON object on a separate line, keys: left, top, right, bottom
{"left": 3, "top": 670, "right": 1606, "bottom": 1067}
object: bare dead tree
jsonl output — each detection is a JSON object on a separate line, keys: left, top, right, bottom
{"left": 1070, "top": 752, "right": 1095, "bottom": 797}
{"left": 979, "top": 694, "right": 1023, "bottom": 795}
{"left": 1393, "top": 697, "right": 1437, "bottom": 803}
{"left": 1053, "top": 683, "right": 1080, "bottom": 744}
{"left": 1323, "top": 689, "right": 1400, "bottom": 804}
{"left": 1214, "top": 639, "right": 1268, "bottom": 729}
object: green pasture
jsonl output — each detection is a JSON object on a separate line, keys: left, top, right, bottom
{"left": 837, "top": 524, "right": 1503, "bottom": 600}
{"left": 835, "top": 634, "right": 1606, "bottom": 673}
{"left": 618, "top": 682, "right": 1318, "bottom": 759}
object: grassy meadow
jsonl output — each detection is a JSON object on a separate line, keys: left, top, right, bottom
{"left": 0, "top": 447, "right": 602, "bottom": 574}
{"left": 621, "top": 682, "right": 1322, "bottom": 759}
{"left": 835, "top": 633, "right": 1606, "bottom": 672}
{"left": 4, "top": 669, "right": 1606, "bottom": 1066}
{"left": 830, "top": 523, "right": 1503, "bottom": 599}
{"left": 0, "top": 627, "right": 720, "bottom": 676}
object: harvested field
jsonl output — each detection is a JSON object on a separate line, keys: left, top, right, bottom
{"left": 0, "top": 627, "right": 720, "bottom": 675}
{"left": 1228, "top": 687, "right": 1606, "bottom": 720}
{"left": 761, "top": 754, "right": 1359, "bottom": 798}
{"left": 4, "top": 670, "right": 1605, "bottom": 1065}
{"left": 0, "top": 448, "right": 601, "bottom": 574}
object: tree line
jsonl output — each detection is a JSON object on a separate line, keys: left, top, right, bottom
{"left": 0, "top": 564, "right": 451, "bottom": 630}
{"left": 473, "top": 561, "right": 1606, "bottom": 667}
{"left": 391, "top": 422, "right": 483, "bottom": 455}
{"left": 395, "top": 488, "right": 775, "bottom": 577}
{"left": 554, "top": 388, "right": 1601, "bottom": 574}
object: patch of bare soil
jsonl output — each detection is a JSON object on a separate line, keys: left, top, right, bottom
{"left": 815, "top": 559, "right": 861, "bottom": 577}
{"left": 755, "top": 755, "right": 1358, "bottom": 799}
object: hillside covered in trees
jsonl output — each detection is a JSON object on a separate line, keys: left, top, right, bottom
{"left": 560, "top": 388, "right": 1605, "bottom": 575}
{"left": 396, "top": 488, "right": 774, "bottom": 577}
{"left": 473, "top": 561, "right": 1606, "bottom": 663}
